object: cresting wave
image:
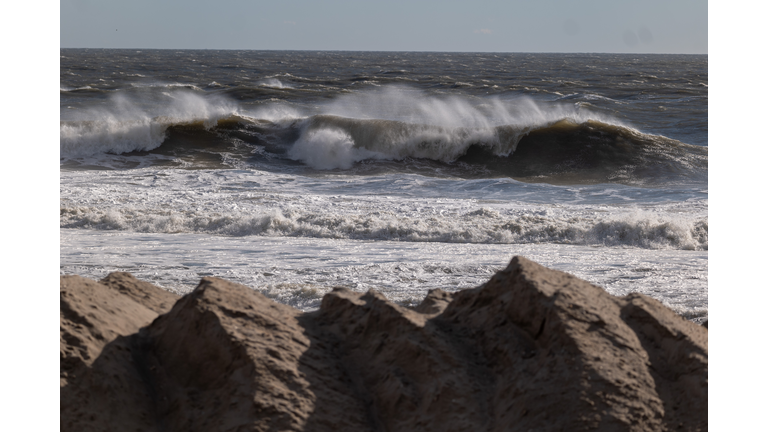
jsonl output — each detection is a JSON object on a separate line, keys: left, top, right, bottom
{"left": 60, "top": 92, "right": 238, "bottom": 157}
{"left": 58, "top": 86, "right": 607, "bottom": 157}
{"left": 287, "top": 115, "right": 707, "bottom": 180}
{"left": 59, "top": 205, "right": 708, "bottom": 251}
{"left": 60, "top": 87, "right": 597, "bottom": 159}
{"left": 282, "top": 87, "right": 648, "bottom": 173}
{"left": 60, "top": 87, "right": 707, "bottom": 183}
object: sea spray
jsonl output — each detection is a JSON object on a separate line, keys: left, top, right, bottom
{"left": 60, "top": 91, "right": 237, "bottom": 157}
{"left": 287, "top": 126, "right": 387, "bottom": 169}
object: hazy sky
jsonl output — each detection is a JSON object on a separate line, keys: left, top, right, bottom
{"left": 60, "top": 0, "right": 707, "bottom": 53}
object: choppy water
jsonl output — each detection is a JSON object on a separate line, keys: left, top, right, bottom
{"left": 60, "top": 50, "right": 707, "bottom": 318}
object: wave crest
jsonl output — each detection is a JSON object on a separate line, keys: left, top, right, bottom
{"left": 59, "top": 86, "right": 707, "bottom": 184}
{"left": 60, "top": 92, "right": 237, "bottom": 157}
{"left": 287, "top": 126, "right": 387, "bottom": 170}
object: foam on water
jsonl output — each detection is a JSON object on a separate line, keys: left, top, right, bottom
{"left": 59, "top": 169, "right": 707, "bottom": 250}
{"left": 60, "top": 229, "right": 708, "bottom": 317}
{"left": 58, "top": 203, "right": 708, "bottom": 250}
{"left": 257, "top": 78, "right": 293, "bottom": 89}
{"left": 288, "top": 127, "right": 388, "bottom": 169}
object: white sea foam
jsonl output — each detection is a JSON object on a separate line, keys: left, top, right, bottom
{"left": 130, "top": 82, "right": 203, "bottom": 90}
{"left": 586, "top": 212, "right": 708, "bottom": 250}
{"left": 59, "top": 168, "right": 707, "bottom": 250}
{"left": 59, "top": 204, "right": 707, "bottom": 250}
{"left": 287, "top": 127, "right": 387, "bottom": 169}
{"left": 257, "top": 78, "right": 293, "bottom": 89}
{"left": 60, "top": 86, "right": 95, "bottom": 92}
{"left": 60, "top": 229, "right": 708, "bottom": 314}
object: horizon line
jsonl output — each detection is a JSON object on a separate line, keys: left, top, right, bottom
{"left": 59, "top": 47, "right": 708, "bottom": 55}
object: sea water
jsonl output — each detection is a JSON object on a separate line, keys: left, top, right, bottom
{"left": 60, "top": 50, "right": 707, "bottom": 319}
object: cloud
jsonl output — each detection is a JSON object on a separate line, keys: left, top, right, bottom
{"left": 474, "top": 29, "right": 492, "bottom": 35}
{"left": 283, "top": 21, "right": 297, "bottom": 25}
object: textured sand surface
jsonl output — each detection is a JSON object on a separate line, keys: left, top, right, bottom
{"left": 60, "top": 257, "right": 707, "bottom": 432}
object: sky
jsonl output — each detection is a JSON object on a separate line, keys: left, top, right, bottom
{"left": 60, "top": 0, "right": 707, "bottom": 53}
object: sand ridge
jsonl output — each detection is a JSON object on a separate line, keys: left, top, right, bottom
{"left": 60, "top": 256, "right": 707, "bottom": 432}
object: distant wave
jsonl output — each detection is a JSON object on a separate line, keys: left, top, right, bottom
{"left": 60, "top": 86, "right": 101, "bottom": 93}
{"left": 257, "top": 78, "right": 294, "bottom": 89}
{"left": 129, "top": 82, "right": 203, "bottom": 91}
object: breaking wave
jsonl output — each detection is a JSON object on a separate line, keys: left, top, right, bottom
{"left": 60, "top": 205, "right": 707, "bottom": 251}
{"left": 60, "top": 86, "right": 706, "bottom": 184}
{"left": 60, "top": 92, "right": 238, "bottom": 157}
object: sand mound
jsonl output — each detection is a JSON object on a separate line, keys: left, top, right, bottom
{"left": 60, "top": 256, "right": 707, "bottom": 432}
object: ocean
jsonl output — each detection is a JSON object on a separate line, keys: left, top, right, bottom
{"left": 59, "top": 49, "right": 707, "bottom": 320}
